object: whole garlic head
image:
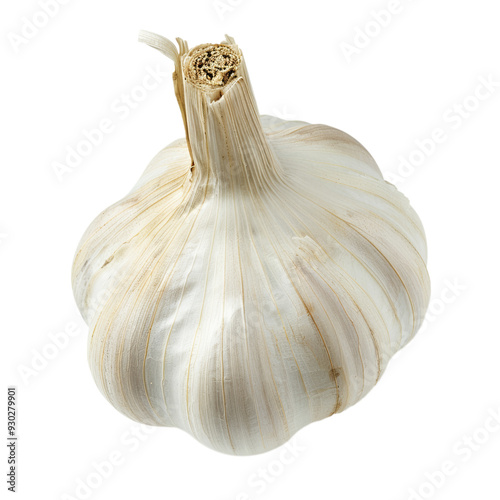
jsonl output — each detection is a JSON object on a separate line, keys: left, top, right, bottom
{"left": 72, "top": 32, "right": 431, "bottom": 455}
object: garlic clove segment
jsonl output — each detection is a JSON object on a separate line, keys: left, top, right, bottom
{"left": 71, "top": 31, "right": 431, "bottom": 455}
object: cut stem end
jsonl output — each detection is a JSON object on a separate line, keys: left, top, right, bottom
{"left": 184, "top": 44, "right": 241, "bottom": 90}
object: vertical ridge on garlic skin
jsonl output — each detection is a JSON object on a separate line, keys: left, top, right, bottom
{"left": 71, "top": 33, "right": 430, "bottom": 455}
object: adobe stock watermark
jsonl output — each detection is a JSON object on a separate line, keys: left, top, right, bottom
{"left": 7, "top": 0, "right": 73, "bottom": 54}
{"left": 18, "top": 257, "right": 130, "bottom": 384}
{"left": 419, "top": 277, "right": 467, "bottom": 334}
{"left": 212, "top": 0, "right": 245, "bottom": 21}
{"left": 269, "top": 106, "right": 297, "bottom": 121}
{"left": 340, "top": 0, "right": 418, "bottom": 64}
{"left": 60, "top": 424, "right": 157, "bottom": 500}
{"left": 385, "top": 74, "right": 499, "bottom": 186}
{"left": 17, "top": 319, "right": 85, "bottom": 385}
{"left": 232, "top": 438, "right": 306, "bottom": 499}
{"left": 406, "top": 406, "right": 500, "bottom": 500}
{"left": 51, "top": 64, "right": 168, "bottom": 183}
{"left": 260, "top": 106, "right": 298, "bottom": 133}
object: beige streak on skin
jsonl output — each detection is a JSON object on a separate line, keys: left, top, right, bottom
{"left": 71, "top": 31, "right": 431, "bottom": 455}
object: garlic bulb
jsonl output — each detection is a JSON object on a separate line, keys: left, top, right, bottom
{"left": 72, "top": 31, "right": 430, "bottom": 456}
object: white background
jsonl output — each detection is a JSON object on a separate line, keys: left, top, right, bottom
{"left": 2, "top": 0, "right": 499, "bottom": 499}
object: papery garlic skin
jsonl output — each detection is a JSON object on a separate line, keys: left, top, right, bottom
{"left": 72, "top": 32, "right": 430, "bottom": 455}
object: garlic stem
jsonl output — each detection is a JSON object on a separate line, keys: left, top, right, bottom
{"left": 140, "top": 31, "right": 284, "bottom": 188}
